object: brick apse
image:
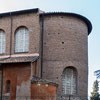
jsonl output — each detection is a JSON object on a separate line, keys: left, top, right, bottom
{"left": 0, "top": 8, "right": 92, "bottom": 100}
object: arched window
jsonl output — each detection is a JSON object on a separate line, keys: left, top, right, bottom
{"left": 0, "top": 30, "right": 6, "bottom": 54}
{"left": 6, "top": 80, "right": 11, "bottom": 93}
{"left": 62, "top": 67, "right": 77, "bottom": 95}
{"left": 15, "top": 27, "right": 29, "bottom": 52}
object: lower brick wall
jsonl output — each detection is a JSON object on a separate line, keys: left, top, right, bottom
{"left": 31, "top": 83, "right": 57, "bottom": 100}
{"left": 2, "top": 63, "right": 31, "bottom": 100}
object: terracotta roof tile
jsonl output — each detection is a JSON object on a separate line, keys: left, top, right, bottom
{"left": 0, "top": 56, "right": 39, "bottom": 64}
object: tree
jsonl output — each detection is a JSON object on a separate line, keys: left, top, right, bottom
{"left": 94, "top": 70, "right": 100, "bottom": 79}
{"left": 90, "top": 80, "right": 100, "bottom": 100}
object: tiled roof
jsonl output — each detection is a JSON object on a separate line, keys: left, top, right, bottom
{"left": 0, "top": 56, "right": 39, "bottom": 64}
{"left": 0, "top": 8, "right": 39, "bottom": 17}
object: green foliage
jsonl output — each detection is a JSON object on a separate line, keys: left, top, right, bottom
{"left": 90, "top": 80, "right": 100, "bottom": 100}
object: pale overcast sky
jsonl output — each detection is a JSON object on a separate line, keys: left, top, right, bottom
{"left": 0, "top": 0, "right": 100, "bottom": 96}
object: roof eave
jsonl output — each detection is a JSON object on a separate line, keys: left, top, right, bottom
{"left": 0, "top": 8, "right": 39, "bottom": 17}
{"left": 40, "top": 12, "right": 92, "bottom": 35}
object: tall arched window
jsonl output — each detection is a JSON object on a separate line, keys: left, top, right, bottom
{"left": 15, "top": 27, "right": 29, "bottom": 52}
{"left": 62, "top": 67, "right": 77, "bottom": 95}
{"left": 0, "top": 30, "right": 6, "bottom": 54}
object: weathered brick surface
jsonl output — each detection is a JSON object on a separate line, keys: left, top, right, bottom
{"left": 42, "top": 15, "right": 89, "bottom": 96}
{"left": 3, "top": 63, "right": 31, "bottom": 100}
{"left": 11, "top": 13, "right": 40, "bottom": 54}
{"left": 0, "top": 12, "right": 40, "bottom": 56}
{"left": 31, "top": 83, "right": 57, "bottom": 100}
{"left": 0, "top": 17, "right": 11, "bottom": 55}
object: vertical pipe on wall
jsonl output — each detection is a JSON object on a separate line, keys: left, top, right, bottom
{"left": 10, "top": 13, "right": 13, "bottom": 57}
{"left": 31, "top": 62, "right": 33, "bottom": 79}
{"left": 40, "top": 14, "right": 44, "bottom": 78}
{"left": 0, "top": 65, "right": 3, "bottom": 100}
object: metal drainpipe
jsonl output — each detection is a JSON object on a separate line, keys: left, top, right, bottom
{"left": 10, "top": 12, "right": 13, "bottom": 57}
{"left": 40, "top": 14, "right": 44, "bottom": 78}
{"left": 0, "top": 65, "right": 3, "bottom": 100}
